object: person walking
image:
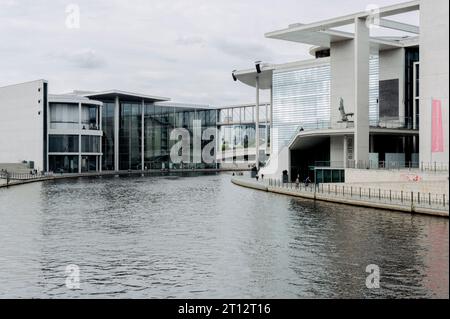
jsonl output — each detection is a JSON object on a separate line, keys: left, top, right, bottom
{"left": 304, "top": 176, "right": 311, "bottom": 187}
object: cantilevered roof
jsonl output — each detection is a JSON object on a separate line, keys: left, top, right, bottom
{"left": 232, "top": 64, "right": 275, "bottom": 90}
{"left": 155, "top": 101, "right": 213, "bottom": 110}
{"left": 265, "top": 0, "right": 420, "bottom": 47}
{"left": 83, "top": 90, "right": 170, "bottom": 103}
{"left": 49, "top": 94, "right": 103, "bottom": 105}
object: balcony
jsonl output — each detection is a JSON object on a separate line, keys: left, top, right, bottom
{"left": 50, "top": 121, "right": 101, "bottom": 131}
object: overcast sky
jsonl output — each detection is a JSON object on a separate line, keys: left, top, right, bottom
{"left": 0, "top": 0, "right": 419, "bottom": 106}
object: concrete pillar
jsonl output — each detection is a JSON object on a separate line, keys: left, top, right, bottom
{"left": 269, "top": 86, "right": 273, "bottom": 155}
{"left": 114, "top": 96, "right": 120, "bottom": 171}
{"left": 354, "top": 17, "right": 370, "bottom": 167}
{"left": 99, "top": 104, "right": 103, "bottom": 172}
{"left": 78, "top": 102, "right": 82, "bottom": 173}
{"left": 255, "top": 77, "right": 260, "bottom": 170}
{"left": 344, "top": 135, "right": 348, "bottom": 168}
{"left": 141, "top": 99, "right": 145, "bottom": 171}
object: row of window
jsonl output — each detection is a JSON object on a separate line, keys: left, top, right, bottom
{"left": 218, "top": 105, "right": 269, "bottom": 124}
{"left": 49, "top": 103, "right": 99, "bottom": 130}
{"left": 48, "top": 135, "right": 100, "bottom": 153}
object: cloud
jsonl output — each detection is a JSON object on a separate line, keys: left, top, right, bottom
{"left": 212, "top": 38, "right": 274, "bottom": 62}
{"left": 57, "top": 49, "right": 106, "bottom": 69}
{"left": 175, "top": 35, "right": 205, "bottom": 46}
{"left": 0, "top": 0, "right": 420, "bottom": 106}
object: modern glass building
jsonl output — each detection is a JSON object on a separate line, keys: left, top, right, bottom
{"left": 217, "top": 103, "right": 270, "bottom": 166}
{"left": 230, "top": 1, "right": 448, "bottom": 183}
{"left": 0, "top": 82, "right": 266, "bottom": 173}
{"left": 47, "top": 94, "right": 102, "bottom": 173}
{"left": 81, "top": 91, "right": 217, "bottom": 172}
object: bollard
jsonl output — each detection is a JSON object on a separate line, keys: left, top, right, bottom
{"left": 379, "top": 189, "right": 381, "bottom": 200}
{"left": 418, "top": 192, "right": 420, "bottom": 204}
{"left": 429, "top": 193, "right": 431, "bottom": 206}
{"left": 390, "top": 190, "right": 392, "bottom": 202}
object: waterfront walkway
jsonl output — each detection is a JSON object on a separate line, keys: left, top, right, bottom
{"left": 231, "top": 177, "right": 449, "bottom": 218}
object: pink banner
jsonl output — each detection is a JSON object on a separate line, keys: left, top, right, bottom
{"left": 432, "top": 99, "right": 444, "bottom": 153}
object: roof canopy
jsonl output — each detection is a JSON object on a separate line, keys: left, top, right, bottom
{"left": 265, "top": 0, "right": 420, "bottom": 48}
{"left": 83, "top": 90, "right": 170, "bottom": 103}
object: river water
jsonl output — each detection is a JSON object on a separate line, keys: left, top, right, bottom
{"left": 0, "top": 173, "right": 448, "bottom": 298}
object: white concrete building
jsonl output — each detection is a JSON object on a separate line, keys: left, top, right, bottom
{"left": 232, "top": 0, "right": 448, "bottom": 183}
{"left": 0, "top": 80, "right": 48, "bottom": 172}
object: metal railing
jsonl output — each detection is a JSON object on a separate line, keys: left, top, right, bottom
{"left": 370, "top": 116, "right": 420, "bottom": 130}
{"left": 266, "top": 178, "right": 449, "bottom": 212}
{"left": 347, "top": 160, "right": 449, "bottom": 172}
{"left": 0, "top": 171, "right": 53, "bottom": 184}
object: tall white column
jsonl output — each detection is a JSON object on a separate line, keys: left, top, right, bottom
{"left": 141, "top": 99, "right": 145, "bottom": 171}
{"left": 114, "top": 96, "right": 120, "bottom": 171}
{"left": 343, "top": 135, "right": 348, "bottom": 168}
{"left": 99, "top": 104, "right": 103, "bottom": 172}
{"left": 354, "top": 17, "right": 370, "bottom": 167}
{"left": 78, "top": 102, "right": 82, "bottom": 173}
{"left": 255, "top": 77, "right": 260, "bottom": 170}
{"left": 269, "top": 85, "right": 273, "bottom": 155}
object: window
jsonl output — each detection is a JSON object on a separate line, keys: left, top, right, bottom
{"left": 81, "top": 136, "right": 100, "bottom": 153}
{"left": 49, "top": 135, "right": 79, "bottom": 153}
{"left": 49, "top": 103, "right": 79, "bottom": 129}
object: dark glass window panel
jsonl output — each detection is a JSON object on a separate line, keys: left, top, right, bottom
{"left": 49, "top": 135, "right": 79, "bottom": 153}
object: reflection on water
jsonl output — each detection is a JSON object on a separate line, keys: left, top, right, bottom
{"left": 0, "top": 173, "right": 448, "bottom": 298}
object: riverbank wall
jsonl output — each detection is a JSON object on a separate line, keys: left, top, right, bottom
{"left": 0, "top": 169, "right": 247, "bottom": 189}
{"left": 231, "top": 177, "right": 449, "bottom": 218}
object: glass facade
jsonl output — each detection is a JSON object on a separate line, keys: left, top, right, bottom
{"left": 315, "top": 168, "right": 345, "bottom": 183}
{"left": 405, "top": 47, "right": 420, "bottom": 129}
{"left": 119, "top": 102, "right": 142, "bottom": 170}
{"left": 217, "top": 104, "right": 270, "bottom": 159}
{"left": 272, "top": 57, "right": 379, "bottom": 147}
{"left": 81, "top": 105, "right": 99, "bottom": 130}
{"left": 144, "top": 103, "right": 217, "bottom": 169}
{"left": 369, "top": 55, "right": 380, "bottom": 126}
{"left": 49, "top": 103, "right": 79, "bottom": 130}
{"left": 49, "top": 155, "right": 79, "bottom": 173}
{"left": 49, "top": 135, "right": 79, "bottom": 153}
{"left": 273, "top": 64, "right": 331, "bottom": 147}
{"left": 81, "top": 155, "right": 97, "bottom": 172}
{"left": 99, "top": 100, "right": 217, "bottom": 171}
{"left": 102, "top": 102, "right": 115, "bottom": 171}
{"left": 81, "top": 135, "right": 100, "bottom": 153}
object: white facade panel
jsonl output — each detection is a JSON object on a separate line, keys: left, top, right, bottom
{"left": 0, "top": 80, "right": 46, "bottom": 171}
{"left": 419, "top": 0, "right": 449, "bottom": 164}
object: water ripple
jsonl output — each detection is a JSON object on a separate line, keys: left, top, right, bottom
{"left": 0, "top": 173, "right": 448, "bottom": 298}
